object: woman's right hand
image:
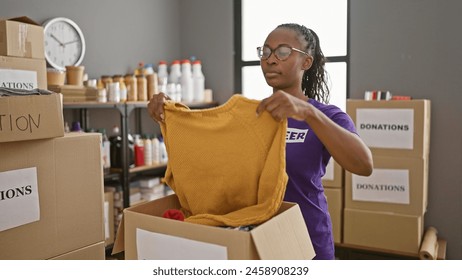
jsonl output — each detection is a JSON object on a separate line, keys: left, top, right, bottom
{"left": 148, "top": 92, "right": 171, "bottom": 123}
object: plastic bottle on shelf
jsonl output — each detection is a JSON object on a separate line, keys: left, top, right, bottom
{"left": 119, "top": 79, "right": 127, "bottom": 102}
{"left": 113, "top": 75, "right": 127, "bottom": 102}
{"left": 134, "top": 62, "right": 145, "bottom": 76}
{"left": 101, "top": 128, "right": 111, "bottom": 172}
{"left": 71, "top": 121, "right": 82, "bottom": 132}
{"left": 168, "top": 60, "right": 182, "bottom": 85}
{"left": 146, "top": 72, "right": 158, "bottom": 100}
{"left": 64, "top": 121, "right": 70, "bottom": 133}
{"left": 136, "top": 74, "right": 148, "bottom": 101}
{"left": 157, "top": 60, "right": 169, "bottom": 93}
{"left": 143, "top": 136, "right": 152, "bottom": 166}
{"left": 180, "top": 59, "right": 193, "bottom": 102}
{"left": 144, "top": 63, "right": 155, "bottom": 75}
{"left": 124, "top": 74, "right": 137, "bottom": 102}
{"left": 107, "top": 82, "right": 121, "bottom": 103}
{"left": 159, "top": 136, "right": 168, "bottom": 164}
{"left": 134, "top": 134, "right": 145, "bottom": 167}
{"left": 192, "top": 60, "right": 205, "bottom": 102}
{"left": 109, "top": 125, "right": 135, "bottom": 168}
{"left": 151, "top": 135, "right": 160, "bottom": 164}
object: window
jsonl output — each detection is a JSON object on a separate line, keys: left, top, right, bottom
{"left": 234, "top": 0, "right": 349, "bottom": 110}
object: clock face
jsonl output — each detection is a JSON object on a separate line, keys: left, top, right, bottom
{"left": 43, "top": 18, "right": 86, "bottom": 71}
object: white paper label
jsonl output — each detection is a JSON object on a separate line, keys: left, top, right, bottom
{"left": 0, "top": 167, "right": 40, "bottom": 232}
{"left": 136, "top": 228, "right": 228, "bottom": 260}
{"left": 0, "top": 69, "right": 38, "bottom": 90}
{"left": 286, "top": 128, "right": 309, "bottom": 143}
{"left": 356, "top": 108, "right": 414, "bottom": 149}
{"left": 323, "top": 158, "right": 335, "bottom": 181}
{"left": 352, "top": 168, "right": 410, "bottom": 204}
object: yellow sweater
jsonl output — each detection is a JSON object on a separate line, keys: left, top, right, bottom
{"left": 160, "top": 94, "right": 288, "bottom": 227}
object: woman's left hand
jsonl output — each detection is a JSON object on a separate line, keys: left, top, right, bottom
{"left": 256, "top": 90, "right": 310, "bottom": 121}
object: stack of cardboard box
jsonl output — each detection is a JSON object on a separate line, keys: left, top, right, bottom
{"left": 0, "top": 99, "right": 106, "bottom": 259}
{"left": 343, "top": 99, "right": 431, "bottom": 254}
{"left": 0, "top": 18, "right": 106, "bottom": 258}
{"left": 0, "top": 17, "right": 47, "bottom": 90}
{"left": 322, "top": 159, "right": 344, "bottom": 244}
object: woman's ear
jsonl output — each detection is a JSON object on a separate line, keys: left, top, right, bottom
{"left": 302, "top": 56, "right": 314, "bottom": 70}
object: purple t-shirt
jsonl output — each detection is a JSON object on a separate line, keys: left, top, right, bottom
{"left": 284, "top": 98, "right": 356, "bottom": 260}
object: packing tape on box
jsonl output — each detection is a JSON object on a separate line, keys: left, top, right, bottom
{"left": 419, "top": 226, "right": 439, "bottom": 260}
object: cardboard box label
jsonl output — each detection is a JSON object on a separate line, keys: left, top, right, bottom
{"left": 0, "top": 68, "right": 37, "bottom": 90}
{"left": 0, "top": 93, "right": 64, "bottom": 143}
{"left": 136, "top": 228, "right": 228, "bottom": 260}
{"left": 356, "top": 108, "right": 414, "bottom": 149}
{"left": 352, "top": 168, "right": 410, "bottom": 204}
{"left": 0, "top": 167, "right": 40, "bottom": 232}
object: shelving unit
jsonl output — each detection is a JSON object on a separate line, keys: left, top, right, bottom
{"left": 63, "top": 100, "right": 219, "bottom": 208}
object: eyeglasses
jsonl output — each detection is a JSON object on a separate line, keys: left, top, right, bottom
{"left": 257, "top": 45, "right": 310, "bottom": 61}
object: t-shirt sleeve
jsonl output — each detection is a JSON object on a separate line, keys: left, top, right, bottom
{"left": 328, "top": 107, "right": 357, "bottom": 134}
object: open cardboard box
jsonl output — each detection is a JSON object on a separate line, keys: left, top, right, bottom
{"left": 112, "top": 194, "right": 315, "bottom": 260}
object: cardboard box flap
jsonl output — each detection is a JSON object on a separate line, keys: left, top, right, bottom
{"left": 112, "top": 196, "right": 185, "bottom": 255}
{"left": 251, "top": 203, "right": 316, "bottom": 260}
{"left": 112, "top": 196, "right": 316, "bottom": 260}
{"left": 6, "top": 16, "right": 40, "bottom": 26}
{"left": 112, "top": 214, "right": 125, "bottom": 255}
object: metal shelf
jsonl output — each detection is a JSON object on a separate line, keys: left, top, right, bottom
{"left": 63, "top": 100, "right": 217, "bottom": 208}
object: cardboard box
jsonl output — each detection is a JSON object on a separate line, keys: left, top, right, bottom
{"left": 0, "top": 55, "right": 47, "bottom": 89}
{"left": 346, "top": 99, "right": 431, "bottom": 158}
{"left": 49, "top": 241, "right": 105, "bottom": 260}
{"left": 325, "top": 187, "right": 342, "bottom": 244}
{"left": 322, "top": 158, "right": 344, "bottom": 188}
{"left": 113, "top": 194, "right": 315, "bottom": 260}
{"left": 0, "top": 133, "right": 105, "bottom": 259}
{"left": 0, "top": 17, "right": 45, "bottom": 59}
{"left": 104, "top": 192, "right": 115, "bottom": 246}
{"left": 343, "top": 208, "right": 424, "bottom": 255}
{"left": 345, "top": 155, "right": 428, "bottom": 216}
{"left": 0, "top": 92, "right": 64, "bottom": 143}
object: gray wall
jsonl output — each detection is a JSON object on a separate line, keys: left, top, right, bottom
{"left": 350, "top": 0, "right": 462, "bottom": 260}
{"left": 1, "top": 0, "right": 461, "bottom": 259}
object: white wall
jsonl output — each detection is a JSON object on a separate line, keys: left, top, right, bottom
{"left": 350, "top": 0, "right": 462, "bottom": 259}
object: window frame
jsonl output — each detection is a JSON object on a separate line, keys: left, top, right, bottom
{"left": 233, "top": 0, "right": 351, "bottom": 100}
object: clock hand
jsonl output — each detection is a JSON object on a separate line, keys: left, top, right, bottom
{"left": 50, "top": 34, "right": 65, "bottom": 47}
{"left": 63, "top": 40, "right": 79, "bottom": 46}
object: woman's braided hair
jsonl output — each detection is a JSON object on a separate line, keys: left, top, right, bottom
{"left": 277, "top": 23, "right": 330, "bottom": 103}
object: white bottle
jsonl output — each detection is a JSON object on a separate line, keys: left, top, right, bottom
{"left": 107, "top": 82, "right": 121, "bottom": 103}
{"left": 151, "top": 136, "right": 160, "bottom": 164}
{"left": 192, "top": 60, "right": 205, "bottom": 102}
{"left": 168, "top": 60, "right": 182, "bottom": 84}
{"left": 144, "top": 63, "right": 155, "bottom": 75}
{"left": 143, "top": 136, "right": 152, "bottom": 166}
{"left": 180, "top": 59, "right": 193, "bottom": 102}
{"left": 101, "top": 128, "right": 111, "bottom": 170}
{"left": 159, "top": 137, "right": 168, "bottom": 164}
{"left": 157, "top": 60, "right": 169, "bottom": 94}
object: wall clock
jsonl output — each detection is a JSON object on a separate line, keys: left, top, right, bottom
{"left": 42, "top": 17, "right": 86, "bottom": 71}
